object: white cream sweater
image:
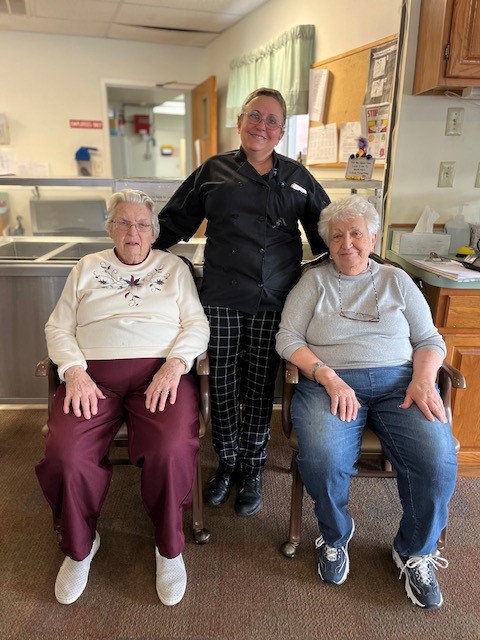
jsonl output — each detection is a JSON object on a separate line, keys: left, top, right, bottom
{"left": 45, "top": 249, "right": 210, "bottom": 380}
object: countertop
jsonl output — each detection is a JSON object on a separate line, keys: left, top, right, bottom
{"left": 386, "top": 250, "right": 480, "bottom": 289}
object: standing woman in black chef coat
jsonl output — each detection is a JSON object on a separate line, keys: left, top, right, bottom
{"left": 154, "top": 88, "right": 330, "bottom": 516}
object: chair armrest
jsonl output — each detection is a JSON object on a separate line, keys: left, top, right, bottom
{"left": 35, "top": 355, "right": 59, "bottom": 413}
{"left": 196, "top": 352, "right": 210, "bottom": 427}
{"left": 282, "top": 360, "right": 299, "bottom": 439}
{"left": 437, "top": 361, "right": 466, "bottom": 427}
{"left": 35, "top": 356, "right": 53, "bottom": 377}
{"left": 439, "top": 361, "right": 466, "bottom": 389}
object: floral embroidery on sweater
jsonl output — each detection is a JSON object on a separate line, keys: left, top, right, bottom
{"left": 93, "top": 261, "right": 170, "bottom": 306}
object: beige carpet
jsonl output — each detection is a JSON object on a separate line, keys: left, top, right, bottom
{"left": 1, "top": 409, "right": 479, "bottom": 640}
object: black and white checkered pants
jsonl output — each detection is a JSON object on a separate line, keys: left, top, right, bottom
{"left": 203, "top": 306, "right": 281, "bottom": 474}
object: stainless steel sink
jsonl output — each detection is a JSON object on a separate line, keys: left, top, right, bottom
{"left": 0, "top": 239, "right": 66, "bottom": 259}
{"left": 47, "top": 241, "right": 114, "bottom": 260}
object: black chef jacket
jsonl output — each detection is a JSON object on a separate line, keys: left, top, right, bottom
{"left": 153, "top": 147, "right": 330, "bottom": 314}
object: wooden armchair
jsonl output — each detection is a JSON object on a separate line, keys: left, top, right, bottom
{"left": 35, "top": 352, "right": 212, "bottom": 546}
{"left": 280, "top": 359, "right": 465, "bottom": 558}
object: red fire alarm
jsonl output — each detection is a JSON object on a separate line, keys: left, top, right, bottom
{"left": 134, "top": 114, "right": 151, "bottom": 135}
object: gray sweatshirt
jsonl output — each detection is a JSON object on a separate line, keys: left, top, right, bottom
{"left": 276, "top": 260, "right": 446, "bottom": 369}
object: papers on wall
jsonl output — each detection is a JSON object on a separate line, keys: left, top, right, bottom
{"left": 308, "top": 68, "right": 329, "bottom": 123}
{"left": 338, "top": 122, "right": 362, "bottom": 162}
{"left": 16, "top": 161, "right": 50, "bottom": 177}
{"left": 361, "top": 102, "right": 390, "bottom": 162}
{"left": 306, "top": 123, "right": 337, "bottom": 165}
{"left": 364, "top": 39, "right": 398, "bottom": 105}
{"left": 0, "top": 114, "right": 10, "bottom": 145}
{"left": 0, "top": 148, "right": 15, "bottom": 175}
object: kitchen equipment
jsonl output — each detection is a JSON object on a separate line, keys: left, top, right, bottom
{"left": 30, "top": 199, "right": 107, "bottom": 236}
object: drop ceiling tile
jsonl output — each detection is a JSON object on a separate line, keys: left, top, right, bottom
{"left": 108, "top": 23, "right": 217, "bottom": 46}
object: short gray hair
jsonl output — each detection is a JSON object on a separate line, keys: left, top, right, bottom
{"left": 318, "top": 195, "right": 380, "bottom": 244}
{"left": 105, "top": 189, "right": 159, "bottom": 240}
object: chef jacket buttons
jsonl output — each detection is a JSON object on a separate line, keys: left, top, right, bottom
{"left": 257, "top": 216, "right": 265, "bottom": 222}
{"left": 259, "top": 248, "right": 265, "bottom": 254}
{"left": 257, "top": 282, "right": 263, "bottom": 288}
{"left": 231, "top": 279, "right": 238, "bottom": 286}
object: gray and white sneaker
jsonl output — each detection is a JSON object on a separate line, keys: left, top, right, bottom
{"left": 315, "top": 520, "right": 355, "bottom": 585}
{"left": 392, "top": 547, "right": 448, "bottom": 609}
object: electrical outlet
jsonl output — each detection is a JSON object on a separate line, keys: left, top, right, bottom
{"left": 438, "top": 161, "right": 455, "bottom": 187}
{"left": 475, "top": 162, "right": 480, "bottom": 188}
{"left": 445, "top": 107, "right": 464, "bottom": 135}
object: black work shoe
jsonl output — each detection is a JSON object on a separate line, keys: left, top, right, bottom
{"left": 234, "top": 473, "right": 263, "bottom": 517}
{"left": 203, "top": 463, "right": 236, "bottom": 507}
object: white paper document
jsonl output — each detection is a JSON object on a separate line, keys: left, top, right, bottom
{"left": 308, "top": 68, "right": 329, "bottom": 123}
{"left": 306, "top": 123, "right": 337, "bottom": 165}
{"left": 0, "top": 148, "right": 15, "bottom": 175}
{"left": 409, "top": 258, "right": 480, "bottom": 281}
{"left": 339, "top": 122, "right": 362, "bottom": 162}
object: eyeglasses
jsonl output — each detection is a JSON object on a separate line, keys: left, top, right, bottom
{"left": 112, "top": 219, "right": 153, "bottom": 233}
{"left": 338, "top": 265, "right": 380, "bottom": 322}
{"left": 241, "top": 110, "right": 284, "bottom": 131}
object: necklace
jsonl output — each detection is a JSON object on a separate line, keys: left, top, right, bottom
{"left": 337, "top": 264, "right": 380, "bottom": 322}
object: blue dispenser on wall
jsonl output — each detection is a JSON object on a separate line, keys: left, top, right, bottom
{"left": 75, "top": 147, "right": 98, "bottom": 176}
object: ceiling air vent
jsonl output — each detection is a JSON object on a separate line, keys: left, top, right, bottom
{"left": 0, "top": 0, "right": 27, "bottom": 14}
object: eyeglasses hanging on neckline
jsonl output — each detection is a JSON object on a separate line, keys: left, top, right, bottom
{"left": 337, "top": 266, "right": 380, "bottom": 322}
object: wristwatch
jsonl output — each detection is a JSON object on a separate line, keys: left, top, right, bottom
{"left": 311, "top": 361, "right": 326, "bottom": 379}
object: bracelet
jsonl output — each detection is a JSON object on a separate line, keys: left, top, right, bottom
{"left": 311, "top": 361, "right": 326, "bottom": 379}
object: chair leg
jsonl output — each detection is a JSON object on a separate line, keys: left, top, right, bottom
{"left": 437, "top": 525, "right": 447, "bottom": 550}
{"left": 53, "top": 515, "right": 62, "bottom": 546}
{"left": 281, "top": 451, "right": 304, "bottom": 558}
{"left": 191, "top": 451, "right": 211, "bottom": 545}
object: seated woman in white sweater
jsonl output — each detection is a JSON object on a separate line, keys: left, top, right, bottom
{"left": 276, "top": 195, "right": 457, "bottom": 610}
{"left": 36, "top": 189, "right": 209, "bottom": 607}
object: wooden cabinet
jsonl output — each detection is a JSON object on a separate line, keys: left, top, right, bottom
{"left": 422, "top": 283, "right": 480, "bottom": 474}
{"left": 413, "top": 0, "right": 480, "bottom": 95}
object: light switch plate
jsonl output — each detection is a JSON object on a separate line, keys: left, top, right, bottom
{"left": 438, "top": 161, "right": 455, "bottom": 187}
{"left": 445, "top": 107, "right": 464, "bottom": 136}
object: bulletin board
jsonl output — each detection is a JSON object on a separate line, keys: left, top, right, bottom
{"left": 308, "top": 34, "right": 398, "bottom": 167}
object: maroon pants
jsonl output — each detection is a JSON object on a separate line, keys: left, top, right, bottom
{"left": 35, "top": 359, "right": 199, "bottom": 560}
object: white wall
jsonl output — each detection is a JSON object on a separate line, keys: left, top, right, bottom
{"left": 0, "top": 31, "right": 204, "bottom": 178}
{"left": 386, "top": 0, "right": 480, "bottom": 227}
{"left": 0, "top": 31, "right": 204, "bottom": 232}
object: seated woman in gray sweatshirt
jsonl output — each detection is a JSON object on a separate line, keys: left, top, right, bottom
{"left": 275, "top": 195, "right": 457, "bottom": 610}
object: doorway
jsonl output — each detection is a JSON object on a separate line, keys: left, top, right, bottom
{"left": 106, "top": 84, "right": 191, "bottom": 180}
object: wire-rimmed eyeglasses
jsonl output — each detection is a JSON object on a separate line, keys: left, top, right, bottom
{"left": 112, "top": 219, "right": 153, "bottom": 233}
{"left": 241, "top": 110, "right": 284, "bottom": 131}
{"left": 338, "top": 266, "right": 380, "bottom": 322}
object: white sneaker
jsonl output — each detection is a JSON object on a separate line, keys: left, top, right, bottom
{"left": 55, "top": 531, "right": 100, "bottom": 605}
{"left": 155, "top": 547, "right": 187, "bottom": 606}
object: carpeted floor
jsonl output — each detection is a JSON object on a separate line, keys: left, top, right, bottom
{"left": 1, "top": 409, "right": 479, "bottom": 640}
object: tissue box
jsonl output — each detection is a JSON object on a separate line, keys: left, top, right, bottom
{"left": 391, "top": 231, "right": 451, "bottom": 255}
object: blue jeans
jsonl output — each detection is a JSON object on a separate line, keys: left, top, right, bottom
{"left": 291, "top": 364, "right": 457, "bottom": 556}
